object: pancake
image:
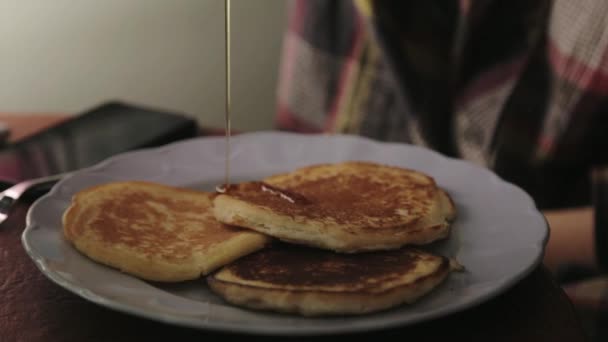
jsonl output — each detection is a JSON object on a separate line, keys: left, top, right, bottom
{"left": 207, "top": 244, "right": 452, "bottom": 316}
{"left": 62, "top": 181, "right": 271, "bottom": 282}
{"left": 212, "top": 161, "right": 456, "bottom": 253}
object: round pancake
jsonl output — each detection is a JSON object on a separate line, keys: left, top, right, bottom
{"left": 207, "top": 244, "right": 451, "bottom": 316}
{"left": 212, "top": 161, "right": 456, "bottom": 253}
{"left": 62, "top": 181, "right": 270, "bottom": 282}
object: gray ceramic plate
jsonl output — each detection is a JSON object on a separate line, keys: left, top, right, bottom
{"left": 22, "top": 132, "right": 548, "bottom": 335}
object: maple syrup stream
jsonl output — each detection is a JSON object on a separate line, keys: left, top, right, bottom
{"left": 218, "top": 0, "right": 231, "bottom": 194}
{"left": 215, "top": 2, "right": 308, "bottom": 206}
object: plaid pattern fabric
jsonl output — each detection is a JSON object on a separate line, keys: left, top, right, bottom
{"left": 276, "top": 1, "right": 608, "bottom": 339}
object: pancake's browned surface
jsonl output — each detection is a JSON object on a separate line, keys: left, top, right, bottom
{"left": 63, "top": 181, "right": 270, "bottom": 282}
{"left": 213, "top": 162, "right": 455, "bottom": 252}
{"left": 223, "top": 163, "right": 435, "bottom": 227}
{"left": 218, "top": 244, "right": 432, "bottom": 291}
{"left": 207, "top": 244, "right": 451, "bottom": 316}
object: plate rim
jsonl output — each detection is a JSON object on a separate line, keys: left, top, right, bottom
{"left": 21, "top": 131, "right": 549, "bottom": 335}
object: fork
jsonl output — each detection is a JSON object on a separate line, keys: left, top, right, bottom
{"left": 0, "top": 173, "right": 65, "bottom": 225}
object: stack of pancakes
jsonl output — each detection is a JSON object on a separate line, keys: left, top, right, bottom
{"left": 63, "top": 161, "right": 459, "bottom": 316}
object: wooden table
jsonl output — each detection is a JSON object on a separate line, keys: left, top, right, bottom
{"left": 0, "top": 114, "right": 589, "bottom": 341}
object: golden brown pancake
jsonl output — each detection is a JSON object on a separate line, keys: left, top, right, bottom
{"left": 207, "top": 244, "right": 451, "bottom": 316}
{"left": 62, "top": 181, "right": 271, "bottom": 282}
{"left": 212, "top": 161, "right": 456, "bottom": 253}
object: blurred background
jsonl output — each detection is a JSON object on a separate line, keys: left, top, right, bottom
{"left": 0, "top": 0, "right": 286, "bottom": 131}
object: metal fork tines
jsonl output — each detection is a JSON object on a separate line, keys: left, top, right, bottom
{"left": 0, "top": 174, "right": 64, "bottom": 225}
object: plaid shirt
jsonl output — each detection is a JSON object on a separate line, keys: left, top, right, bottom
{"left": 276, "top": 0, "right": 608, "bottom": 339}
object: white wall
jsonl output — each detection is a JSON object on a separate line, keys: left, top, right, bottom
{"left": 0, "top": 0, "right": 287, "bottom": 131}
